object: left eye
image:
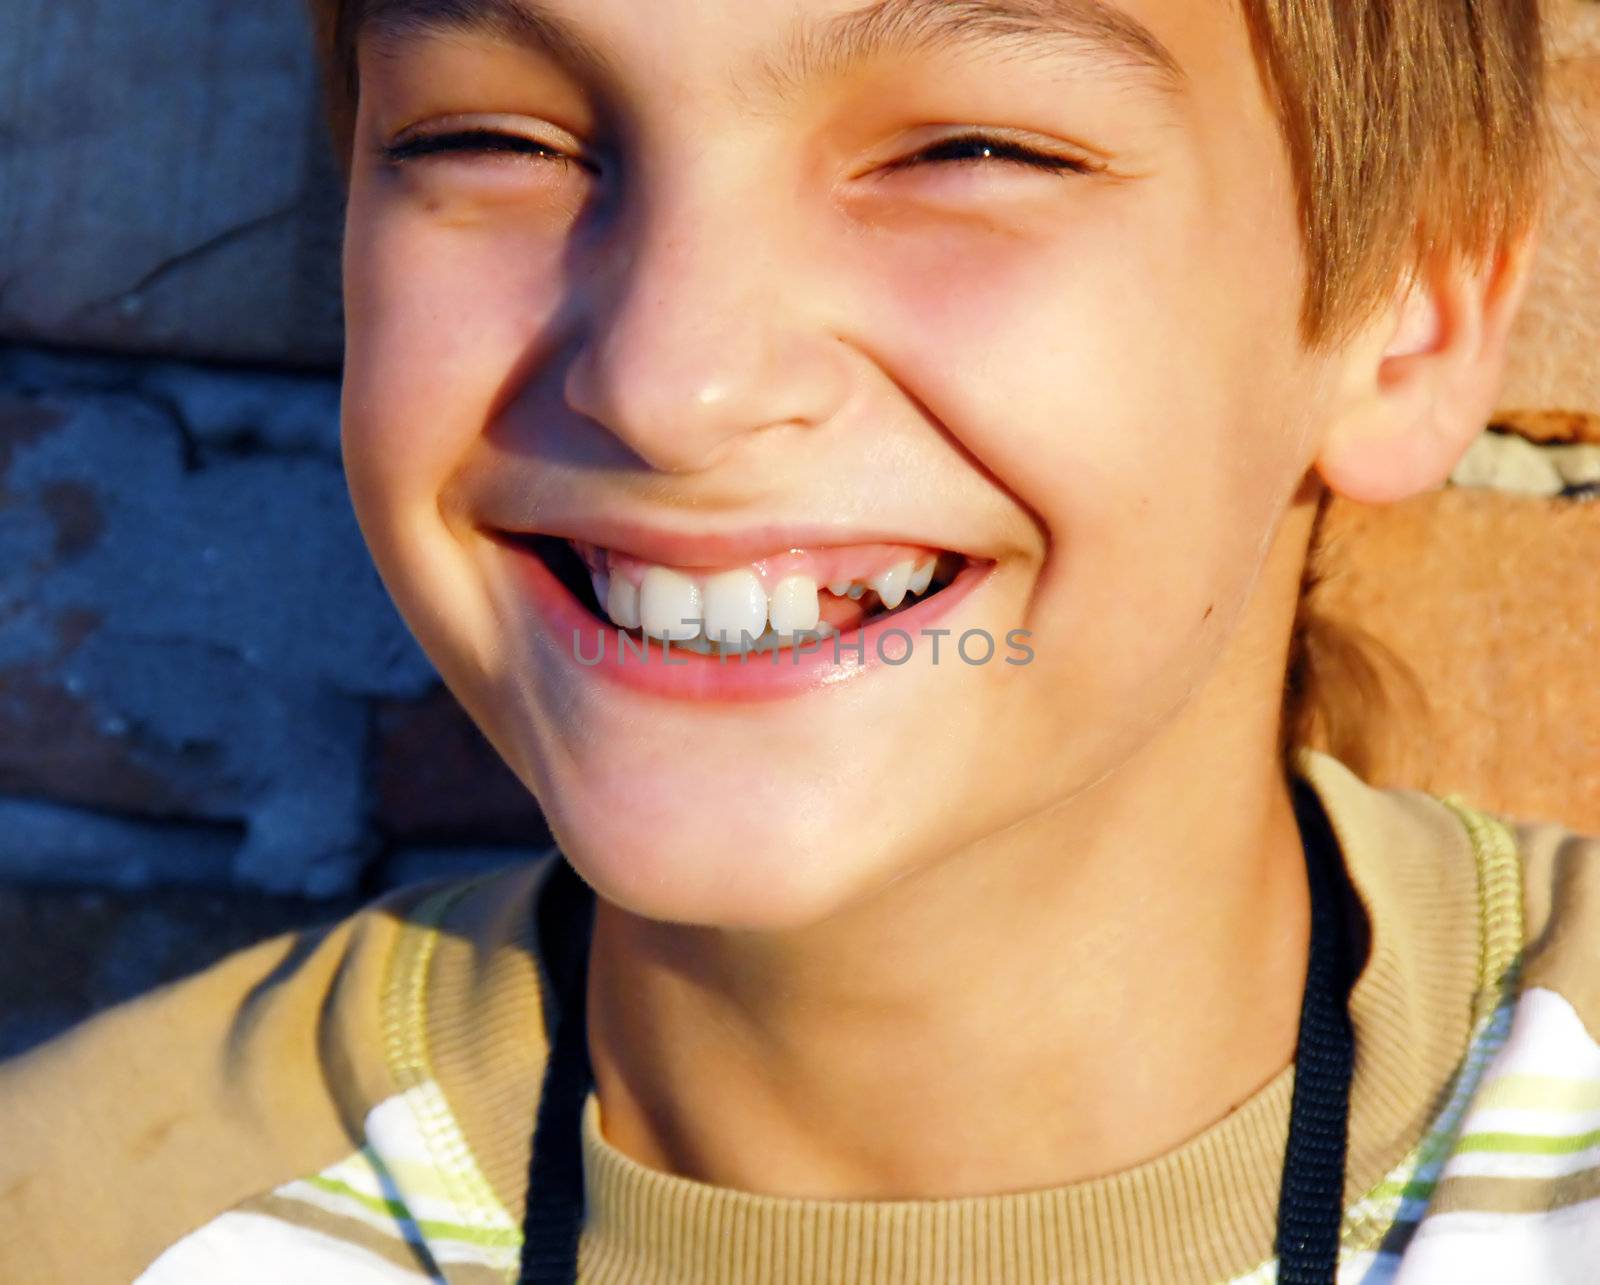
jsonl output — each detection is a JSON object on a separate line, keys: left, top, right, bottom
{"left": 382, "top": 129, "right": 595, "bottom": 173}
{"left": 887, "top": 133, "right": 1099, "bottom": 177}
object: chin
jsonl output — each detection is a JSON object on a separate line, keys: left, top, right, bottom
{"left": 540, "top": 774, "right": 891, "bottom": 931}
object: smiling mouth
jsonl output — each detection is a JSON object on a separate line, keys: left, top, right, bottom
{"left": 506, "top": 533, "right": 972, "bottom": 655}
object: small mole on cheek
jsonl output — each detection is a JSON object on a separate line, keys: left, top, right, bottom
{"left": 1203, "top": 604, "right": 1214, "bottom": 621}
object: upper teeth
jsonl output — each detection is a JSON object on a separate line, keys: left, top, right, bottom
{"left": 587, "top": 554, "right": 941, "bottom": 648}
{"left": 701, "top": 570, "right": 769, "bottom": 645}
{"left": 869, "top": 561, "right": 913, "bottom": 610}
{"left": 769, "top": 574, "right": 820, "bottom": 633}
{"left": 639, "top": 568, "right": 704, "bottom": 641}
{"left": 606, "top": 575, "right": 641, "bottom": 630}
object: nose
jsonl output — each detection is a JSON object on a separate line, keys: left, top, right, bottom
{"left": 562, "top": 179, "right": 852, "bottom": 474}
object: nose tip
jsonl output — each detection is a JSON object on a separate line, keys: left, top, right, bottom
{"left": 561, "top": 227, "right": 852, "bottom": 473}
{"left": 564, "top": 333, "right": 847, "bottom": 473}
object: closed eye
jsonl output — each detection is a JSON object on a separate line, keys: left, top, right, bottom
{"left": 381, "top": 129, "right": 596, "bottom": 173}
{"left": 886, "top": 132, "right": 1102, "bottom": 178}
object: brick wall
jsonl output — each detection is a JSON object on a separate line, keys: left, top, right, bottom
{"left": 0, "top": 1, "right": 548, "bottom": 1056}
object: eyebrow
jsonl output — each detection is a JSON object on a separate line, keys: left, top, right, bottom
{"left": 358, "top": 0, "right": 1189, "bottom": 102}
{"left": 360, "top": 0, "right": 616, "bottom": 83}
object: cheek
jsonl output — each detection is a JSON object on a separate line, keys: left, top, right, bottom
{"left": 340, "top": 185, "right": 570, "bottom": 526}
{"left": 855, "top": 181, "right": 1309, "bottom": 672}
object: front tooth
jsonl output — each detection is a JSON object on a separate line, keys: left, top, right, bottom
{"left": 907, "top": 557, "right": 936, "bottom": 596}
{"left": 868, "top": 561, "right": 913, "bottom": 610}
{"left": 639, "top": 567, "right": 703, "bottom": 640}
{"left": 606, "top": 575, "right": 642, "bottom": 630}
{"left": 769, "top": 574, "right": 820, "bottom": 634}
{"left": 703, "top": 569, "right": 768, "bottom": 645}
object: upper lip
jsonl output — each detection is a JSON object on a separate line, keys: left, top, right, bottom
{"left": 487, "top": 517, "right": 978, "bottom": 570}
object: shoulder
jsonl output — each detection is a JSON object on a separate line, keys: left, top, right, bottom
{"left": 1378, "top": 786, "right": 1600, "bottom": 1045}
{"left": 1508, "top": 813, "right": 1600, "bottom": 1043}
{"left": 1386, "top": 810, "right": 1600, "bottom": 1276}
{"left": 1298, "top": 748, "right": 1600, "bottom": 1043}
{"left": 0, "top": 853, "right": 560, "bottom": 1284}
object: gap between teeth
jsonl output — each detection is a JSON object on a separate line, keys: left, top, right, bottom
{"left": 590, "top": 556, "right": 941, "bottom": 647}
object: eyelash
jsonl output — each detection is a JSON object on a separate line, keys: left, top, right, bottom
{"left": 383, "top": 129, "right": 586, "bottom": 168}
{"left": 884, "top": 132, "right": 1099, "bottom": 178}
{"left": 380, "top": 128, "right": 1098, "bottom": 178}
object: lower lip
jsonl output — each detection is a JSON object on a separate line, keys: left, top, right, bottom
{"left": 497, "top": 538, "right": 991, "bottom": 703}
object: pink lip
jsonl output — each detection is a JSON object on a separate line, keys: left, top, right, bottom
{"left": 495, "top": 535, "right": 992, "bottom": 703}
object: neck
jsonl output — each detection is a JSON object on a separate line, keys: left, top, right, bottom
{"left": 587, "top": 721, "right": 1312, "bottom": 1200}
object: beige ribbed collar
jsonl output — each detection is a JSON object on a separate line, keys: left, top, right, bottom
{"left": 426, "top": 750, "right": 1495, "bottom": 1283}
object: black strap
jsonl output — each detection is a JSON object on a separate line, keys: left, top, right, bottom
{"left": 517, "top": 857, "right": 597, "bottom": 1285}
{"left": 519, "top": 785, "right": 1358, "bottom": 1284}
{"left": 1275, "top": 780, "right": 1360, "bottom": 1282}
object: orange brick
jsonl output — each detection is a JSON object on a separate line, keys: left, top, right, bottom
{"left": 1302, "top": 488, "right": 1600, "bottom": 832}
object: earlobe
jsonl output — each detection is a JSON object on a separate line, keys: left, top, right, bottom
{"left": 1312, "top": 233, "right": 1539, "bottom": 506}
{"left": 1314, "top": 390, "right": 1454, "bottom": 506}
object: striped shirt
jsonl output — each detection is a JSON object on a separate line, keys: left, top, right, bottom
{"left": 2, "top": 748, "right": 1597, "bottom": 1283}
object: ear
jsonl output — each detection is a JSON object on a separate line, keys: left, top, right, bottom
{"left": 1313, "top": 231, "right": 1540, "bottom": 505}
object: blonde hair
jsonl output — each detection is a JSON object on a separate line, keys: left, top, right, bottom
{"left": 1282, "top": 490, "right": 1436, "bottom": 773}
{"left": 1237, "top": 0, "right": 1548, "bottom": 346}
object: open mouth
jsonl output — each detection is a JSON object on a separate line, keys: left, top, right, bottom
{"left": 504, "top": 532, "right": 972, "bottom": 657}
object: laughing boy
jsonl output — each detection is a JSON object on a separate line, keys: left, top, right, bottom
{"left": 5, "top": 1, "right": 1599, "bottom": 1281}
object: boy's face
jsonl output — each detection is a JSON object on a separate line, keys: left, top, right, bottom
{"left": 342, "top": 0, "right": 1341, "bottom": 926}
